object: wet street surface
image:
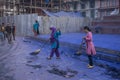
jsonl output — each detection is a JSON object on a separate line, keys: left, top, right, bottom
{"left": 0, "top": 37, "right": 119, "bottom": 80}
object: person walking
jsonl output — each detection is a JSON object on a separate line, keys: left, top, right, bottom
{"left": 47, "top": 27, "right": 61, "bottom": 60}
{"left": 0, "top": 25, "right": 4, "bottom": 41}
{"left": 36, "top": 21, "right": 40, "bottom": 35}
{"left": 11, "top": 23, "right": 16, "bottom": 40}
{"left": 83, "top": 26, "right": 96, "bottom": 69}
{"left": 1, "top": 23, "right": 6, "bottom": 40}
{"left": 6, "top": 23, "right": 12, "bottom": 44}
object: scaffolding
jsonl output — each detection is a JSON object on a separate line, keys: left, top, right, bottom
{"left": 0, "top": 0, "right": 80, "bottom": 17}
{"left": 0, "top": 0, "right": 120, "bottom": 18}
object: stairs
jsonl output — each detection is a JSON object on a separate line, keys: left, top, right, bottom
{"left": 92, "top": 15, "right": 120, "bottom": 34}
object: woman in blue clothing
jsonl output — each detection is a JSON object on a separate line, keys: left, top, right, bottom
{"left": 47, "top": 27, "right": 61, "bottom": 60}
{"left": 33, "top": 20, "right": 39, "bottom": 36}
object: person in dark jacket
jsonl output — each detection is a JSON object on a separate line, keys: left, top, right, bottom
{"left": 11, "top": 23, "right": 16, "bottom": 40}
{"left": 6, "top": 23, "right": 12, "bottom": 44}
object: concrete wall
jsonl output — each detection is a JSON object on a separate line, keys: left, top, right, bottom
{"left": 38, "top": 16, "right": 89, "bottom": 34}
{"left": 0, "top": 14, "right": 38, "bottom": 36}
{"left": 0, "top": 14, "right": 90, "bottom": 36}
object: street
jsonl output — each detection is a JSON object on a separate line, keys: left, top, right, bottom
{"left": 0, "top": 37, "right": 119, "bottom": 80}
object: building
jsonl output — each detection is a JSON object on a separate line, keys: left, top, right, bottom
{"left": 0, "top": 0, "right": 120, "bottom": 19}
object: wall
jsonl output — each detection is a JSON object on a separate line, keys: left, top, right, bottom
{"left": 0, "top": 14, "right": 38, "bottom": 36}
{"left": 0, "top": 14, "right": 90, "bottom": 36}
{"left": 38, "top": 16, "right": 89, "bottom": 34}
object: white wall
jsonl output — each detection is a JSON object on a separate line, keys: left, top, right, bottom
{"left": 0, "top": 14, "right": 90, "bottom": 36}
{"left": 38, "top": 16, "right": 88, "bottom": 34}
{"left": 0, "top": 14, "right": 38, "bottom": 36}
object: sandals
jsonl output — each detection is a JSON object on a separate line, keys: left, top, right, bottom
{"left": 56, "top": 57, "right": 61, "bottom": 59}
{"left": 47, "top": 57, "right": 61, "bottom": 60}
{"left": 47, "top": 57, "right": 52, "bottom": 60}
{"left": 87, "top": 64, "right": 94, "bottom": 69}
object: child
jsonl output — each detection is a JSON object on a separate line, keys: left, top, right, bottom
{"left": 33, "top": 20, "right": 39, "bottom": 36}
{"left": 83, "top": 26, "right": 96, "bottom": 68}
{"left": 47, "top": 27, "right": 61, "bottom": 60}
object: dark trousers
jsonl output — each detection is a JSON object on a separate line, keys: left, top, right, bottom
{"left": 88, "top": 55, "right": 93, "bottom": 66}
{"left": 50, "top": 48, "right": 60, "bottom": 58}
{"left": 0, "top": 32, "right": 4, "bottom": 41}
{"left": 12, "top": 31, "right": 15, "bottom": 40}
{"left": 6, "top": 33, "right": 12, "bottom": 43}
{"left": 3, "top": 32, "right": 6, "bottom": 40}
{"left": 37, "top": 27, "right": 39, "bottom": 35}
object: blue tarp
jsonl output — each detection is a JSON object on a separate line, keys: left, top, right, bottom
{"left": 42, "top": 9, "right": 83, "bottom": 17}
{"left": 45, "top": 0, "right": 49, "bottom": 3}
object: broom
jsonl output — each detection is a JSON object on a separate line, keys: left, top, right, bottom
{"left": 74, "top": 39, "right": 85, "bottom": 56}
{"left": 30, "top": 40, "right": 49, "bottom": 55}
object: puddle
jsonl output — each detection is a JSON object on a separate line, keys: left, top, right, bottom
{"left": 26, "top": 64, "right": 42, "bottom": 69}
{"left": 27, "top": 61, "right": 32, "bottom": 63}
{"left": 49, "top": 64, "right": 59, "bottom": 68}
{"left": 30, "top": 72, "right": 34, "bottom": 74}
{"left": 29, "top": 52, "right": 40, "bottom": 56}
{"left": 4, "top": 76, "right": 15, "bottom": 80}
{"left": 47, "top": 68, "right": 78, "bottom": 78}
{"left": 105, "top": 67, "right": 120, "bottom": 79}
{"left": 0, "top": 63, "right": 15, "bottom": 80}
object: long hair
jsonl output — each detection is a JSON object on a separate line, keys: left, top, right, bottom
{"left": 84, "top": 26, "right": 91, "bottom": 31}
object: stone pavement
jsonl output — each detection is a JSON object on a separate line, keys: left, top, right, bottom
{"left": 0, "top": 37, "right": 119, "bottom": 80}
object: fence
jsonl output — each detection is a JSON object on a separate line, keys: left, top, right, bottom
{"left": 0, "top": 14, "right": 90, "bottom": 36}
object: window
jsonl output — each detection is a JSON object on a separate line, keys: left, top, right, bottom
{"left": 89, "top": 0, "right": 95, "bottom": 8}
{"left": 81, "top": 4, "right": 85, "bottom": 9}
{"left": 91, "top": 10, "right": 95, "bottom": 18}
{"left": 73, "top": 1, "right": 77, "bottom": 10}
{"left": 82, "top": 12, "right": 86, "bottom": 17}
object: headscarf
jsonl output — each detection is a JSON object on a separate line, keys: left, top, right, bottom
{"left": 50, "top": 27, "right": 56, "bottom": 38}
{"left": 49, "top": 27, "right": 56, "bottom": 43}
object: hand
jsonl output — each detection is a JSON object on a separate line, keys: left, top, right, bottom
{"left": 57, "top": 28, "right": 60, "bottom": 31}
{"left": 82, "top": 42, "right": 85, "bottom": 45}
{"left": 82, "top": 36, "right": 86, "bottom": 39}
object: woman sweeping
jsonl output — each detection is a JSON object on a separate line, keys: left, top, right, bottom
{"left": 83, "top": 26, "right": 96, "bottom": 68}
{"left": 47, "top": 27, "right": 61, "bottom": 60}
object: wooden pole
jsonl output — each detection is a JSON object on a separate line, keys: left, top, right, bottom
{"left": 31, "top": 0, "right": 32, "bottom": 13}
{"left": 35, "top": 0, "right": 36, "bottom": 13}
{"left": 23, "top": 0, "right": 25, "bottom": 14}
{"left": 51, "top": 0, "right": 53, "bottom": 11}
{"left": 41, "top": 0, "right": 42, "bottom": 15}
{"left": 118, "top": 0, "right": 120, "bottom": 14}
{"left": 60, "top": 0, "right": 61, "bottom": 11}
